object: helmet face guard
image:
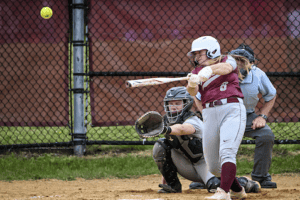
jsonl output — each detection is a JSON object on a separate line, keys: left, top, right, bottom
{"left": 164, "top": 100, "right": 187, "bottom": 124}
{"left": 163, "top": 86, "right": 194, "bottom": 125}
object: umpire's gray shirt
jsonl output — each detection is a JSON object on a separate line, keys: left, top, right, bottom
{"left": 240, "top": 65, "right": 276, "bottom": 114}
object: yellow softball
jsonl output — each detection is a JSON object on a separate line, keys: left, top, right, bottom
{"left": 40, "top": 7, "right": 53, "bottom": 19}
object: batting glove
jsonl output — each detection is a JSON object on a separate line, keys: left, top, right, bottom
{"left": 187, "top": 73, "right": 199, "bottom": 88}
{"left": 198, "top": 66, "right": 213, "bottom": 82}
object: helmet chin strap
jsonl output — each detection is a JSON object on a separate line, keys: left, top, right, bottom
{"left": 240, "top": 67, "right": 252, "bottom": 77}
{"left": 195, "top": 57, "right": 209, "bottom": 67}
{"left": 194, "top": 58, "right": 199, "bottom": 66}
{"left": 188, "top": 53, "right": 209, "bottom": 67}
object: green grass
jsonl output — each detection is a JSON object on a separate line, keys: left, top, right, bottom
{"left": 0, "top": 125, "right": 156, "bottom": 145}
{"left": 1, "top": 122, "right": 299, "bottom": 145}
{"left": 0, "top": 127, "right": 71, "bottom": 145}
{"left": 0, "top": 153, "right": 158, "bottom": 181}
{"left": 269, "top": 122, "right": 300, "bottom": 140}
{"left": 238, "top": 144, "right": 300, "bottom": 156}
{"left": 236, "top": 155, "right": 300, "bottom": 175}
{"left": 236, "top": 144, "right": 300, "bottom": 175}
{"left": 0, "top": 144, "right": 299, "bottom": 181}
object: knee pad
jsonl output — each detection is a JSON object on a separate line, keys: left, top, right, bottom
{"left": 153, "top": 139, "right": 180, "bottom": 188}
{"left": 153, "top": 138, "right": 171, "bottom": 163}
{"left": 153, "top": 138, "right": 174, "bottom": 174}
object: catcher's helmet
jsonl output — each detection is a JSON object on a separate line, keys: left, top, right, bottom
{"left": 164, "top": 86, "right": 194, "bottom": 124}
{"left": 229, "top": 43, "right": 256, "bottom": 63}
{"left": 188, "top": 36, "right": 221, "bottom": 59}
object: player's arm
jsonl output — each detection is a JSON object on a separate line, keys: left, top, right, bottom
{"left": 186, "top": 72, "right": 199, "bottom": 96}
{"left": 169, "top": 123, "right": 195, "bottom": 136}
{"left": 198, "top": 55, "right": 237, "bottom": 82}
{"left": 252, "top": 70, "right": 277, "bottom": 130}
{"left": 258, "top": 69, "right": 277, "bottom": 117}
{"left": 210, "top": 62, "right": 234, "bottom": 75}
{"left": 194, "top": 94, "right": 203, "bottom": 113}
{"left": 252, "top": 96, "right": 276, "bottom": 130}
{"left": 210, "top": 56, "right": 237, "bottom": 75}
{"left": 210, "top": 55, "right": 237, "bottom": 75}
{"left": 186, "top": 84, "right": 198, "bottom": 96}
{"left": 260, "top": 96, "right": 276, "bottom": 117}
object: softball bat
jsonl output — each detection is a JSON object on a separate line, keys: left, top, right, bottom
{"left": 126, "top": 77, "right": 189, "bottom": 88}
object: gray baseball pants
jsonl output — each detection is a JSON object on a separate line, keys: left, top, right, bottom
{"left": 202, "top": 99, "right": 246, "bottom": 177}
{"left": 244, "top": 112, "right": 275, "bottom": 182}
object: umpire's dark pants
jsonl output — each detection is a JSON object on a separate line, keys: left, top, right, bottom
{"left": 244, "top": 112, "right": 275, "bottom": 182}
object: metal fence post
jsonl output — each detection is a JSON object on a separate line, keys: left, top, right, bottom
{"left": 72, "top": 0, "right": 86, "bottom": 156}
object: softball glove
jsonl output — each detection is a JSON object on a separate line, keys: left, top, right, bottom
{"left": 135, "top": 111, "right": 165, "bottom": 138}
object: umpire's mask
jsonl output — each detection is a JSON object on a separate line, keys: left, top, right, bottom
{"left": 164, "top": 86, "right": 194, "bottom": 125}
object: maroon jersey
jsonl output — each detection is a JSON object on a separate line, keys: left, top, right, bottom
{"left": 192, "top": 57, "right": 244, "bottom": 106}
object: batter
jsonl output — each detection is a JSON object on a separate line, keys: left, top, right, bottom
{"left": 186, "top": 36, "right": 248, "bottom": 200}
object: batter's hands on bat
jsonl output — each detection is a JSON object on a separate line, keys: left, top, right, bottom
{"left": 187, "top": 73, "right": 199, "bottom": 88}
{"left": 198, "top": 66, "right": 213, "bottom": 82}
{"left": 251, "top": 116, "right": 266, "bottom": 130}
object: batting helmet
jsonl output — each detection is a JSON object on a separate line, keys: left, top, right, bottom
{"left": 188, "top": 36, "right": 221, "bottom": 59}
{"left": 163, "top": 86, "right": 194, "bottom": 124}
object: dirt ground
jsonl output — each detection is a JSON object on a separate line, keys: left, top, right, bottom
{"left": 1, "top": 174, "right": 300, "bottom": 200}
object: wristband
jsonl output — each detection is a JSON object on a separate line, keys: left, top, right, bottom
{"left": 163, "top": 126, "right": 172, "bottom": 135}
{"left": 258, "top": 114, "right": 268, "bottom": 120}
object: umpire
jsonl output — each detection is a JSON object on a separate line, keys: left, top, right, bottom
{"left": 230, "top": 44, "right": 277, "bottom": 188}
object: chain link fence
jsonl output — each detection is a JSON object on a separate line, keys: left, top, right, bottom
{"left": 0, "top": 0, "right": 300, "bottom": 153}
{"left": 0, "top": 0, "right": 72, "bottom": 152}
{"left": 86, "top": 0, "right": 300, "bottom": 145}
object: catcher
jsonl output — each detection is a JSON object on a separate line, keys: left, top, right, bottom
{"left": 135, "top": 86, "right": 260, "bottom": 194}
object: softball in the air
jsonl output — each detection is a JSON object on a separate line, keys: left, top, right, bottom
{"left": 40, "top": 7, "right": 53, "bottom": 19}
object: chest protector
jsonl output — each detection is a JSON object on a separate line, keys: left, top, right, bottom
{"left": 163, "top": 111, "right": 203, "bottom": 163}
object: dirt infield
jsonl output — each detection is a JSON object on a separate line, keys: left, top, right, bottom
{"left": 1, "top": 174, "right": 300, "bottom": 200}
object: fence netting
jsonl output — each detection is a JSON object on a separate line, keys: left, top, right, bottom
{"left": 0, "top": 0, "right": 71, "bottom": 150}
{"left": 0, "top": 0, "right": 299, "bottom": 152}
{"left": 87, "top": 0, "right": 300, "bottom": 144}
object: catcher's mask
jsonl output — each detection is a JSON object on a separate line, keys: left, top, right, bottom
{"left": 229, "top": 43, "right": 256, "bottom": 63}
{"left": 164, "top": 86, "right": 194, "bottom": 125}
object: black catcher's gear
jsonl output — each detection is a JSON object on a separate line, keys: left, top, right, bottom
{"left": 206, "top": 177, "right": 221, "bottom": 193}
{"left": 229, "top": 43, "right": 256, "bottom": 63}
{"left": 135, "top": 111, "right": 165, "bottom": 138}
{"left": 237, "top": 177, "right": 262, "bottom": 193}
{"left": 163, "top": 112, "right": 203, "bottom": 163}
{"left": 153, "top": 138, "right": 182, "bottom": 193}
{"left": 164, "top": 86, "right": 194, "bottom": 125}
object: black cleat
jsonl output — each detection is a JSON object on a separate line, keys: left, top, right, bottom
{"left": 237, "top": 177, "right": 261, "bottom": 193}
{"left": 260, "top": 180, "right": 277, "bottom": 188}
{"left": 189, "top": 182, "right": 206, "bottom": 189}
{"left": 158, "top": 184, "right": 182, "bottom": 193}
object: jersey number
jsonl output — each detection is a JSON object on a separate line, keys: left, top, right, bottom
{"left": 220, "top": 82, "right": 228, "bottom": 91}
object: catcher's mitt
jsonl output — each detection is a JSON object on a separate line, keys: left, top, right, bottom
{"left": 135, "top": 111, "right": 165, "bottom": 138}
